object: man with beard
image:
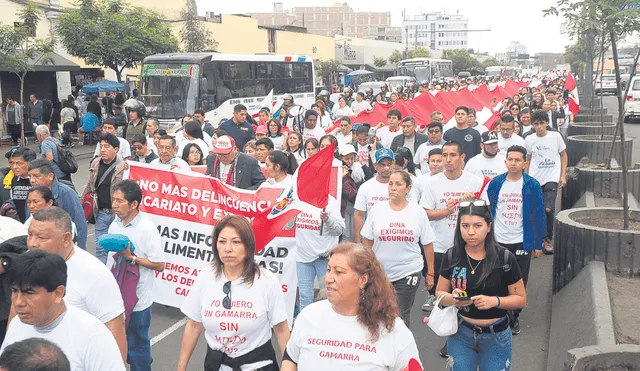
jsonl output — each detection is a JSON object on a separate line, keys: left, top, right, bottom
{"left": 465, "top": 131, "right": 508, "bottom": 179}
{"left": 498, "top": 115, "right": 525, "bottom": 154}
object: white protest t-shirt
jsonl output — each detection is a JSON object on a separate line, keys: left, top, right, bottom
{"left": 0, "top": 306, "right": 125, "bottom": 371}
{"left": 286, "top": 300, "right": 421, "bottom": 371}
{"left": 150, "top": 156, "right": 192, "bottom": 172}
{"left": 93, "top": 137, "right": 132, "bottom": 160}
{"left": 269, "top": 135, "right": 286, "bottom": 151}
{"left": 472, "top": 124, "right": 489, "bottom": 135}
{"left": 181, "top": 266, "right": 288, "bottom": 371}
{"left": 296, "top": 197, "right": 345, "bottom": 263}
{"left": 354, "top": 178, "right": 389, "bottom": 214}
{"left": 336, "top": 132, "right": 352, "bottom": 148}
{"left": 494, "top": 178, "right": 524, "bottom": 244}
{"left": 178, "top": 138, "right": 211, "bottom": 155}
{"left": 376, "top": 126, "right": 402, "bottom": 148}
{"left": 351, "top": 100, "right": 372, "bottom": 115}
{"left": 107, "top": 212, "right": 165, "bottom": 311}
{"left": 464, "top": 153, "right": 507, "bottom": 179}
{"left": 66, "top": 246, "right": 125, "bottom": 323}
{"left": 498, "top": 133, "right": 525, "bottom": 154}
{"left": 525, "top": 131, "right": 566, "bottom": 186}
{"left": 413, "top": 141, "right": 444, "bottom": 173}
{"left": 419, "top": 171, "right": 485, "bottom": 253}
{"left": 302, "top": 126, "right": 326, "bottom": 142}
{"left": 361, "top": 202, "right": 435, "bottom": 281}
{"left": 356, "top": 143, "right": 370, "bottom": 165}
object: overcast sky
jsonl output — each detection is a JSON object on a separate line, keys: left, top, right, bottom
{"left": 196, "top": 0, "right": 571, "bottom": 55}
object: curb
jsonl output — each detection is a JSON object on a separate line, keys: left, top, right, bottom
{"left": 565, "top": 345, "right": 640, "bottom": 370}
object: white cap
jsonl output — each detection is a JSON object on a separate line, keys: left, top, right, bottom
{"left": 339, "top": 145, "right": 356, "bottom": 157}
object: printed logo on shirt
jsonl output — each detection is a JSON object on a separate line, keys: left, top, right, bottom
{"left": 450, "top": 266, "right": 467, "bottom": 292}
{"left": 307, "top": 338, "right": 379, "bottom": 362}
{"left": 271, "top": 188, "right": 294, "bottom": 216}
{"left": 378, "top": 222, "right": 415, "bottom": 242}
{"left": 464, "top": 134, "right": 473, "bottom": 142}
{"left": 296, "top": 212, "right": 321, "bottom": 231}
{"left": 498, "top": 192, "right": 523, "bottom": 226}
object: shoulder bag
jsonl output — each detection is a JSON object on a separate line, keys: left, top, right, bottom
{"left": 82, "top": 159, "right": 120, "bottom": 224}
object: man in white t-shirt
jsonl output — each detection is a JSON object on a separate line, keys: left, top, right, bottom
{"left": 374, "top": 109, "right": 403, "bottom": 148}
{"left": 329, "top": 116, "right": 354, "bottom": 148}
{"left": 25, "top": 207, "right": 127, "bottom": 360}
{"left": 107, "top": 180, "right": 166, "bottom": 370}
{"left": 92, "top": 119, "right": 131, "bottom": 161}
{"left": 350, "top": 92, "right": 372, "bottom": 115}
{"left": 467, "top": 108, "right": 488, "bottom": 135}
{"left": 498, "top": 115, "right": 525, "bottom": 154}
{"left": 414, "top": 122, "right": 445, "bottom": 173}
{"left": 353, "top": 148, "right": 396, "bottom": 243}
{"left": 301, "top": 110, "right": 326, "bottom": 142}
{"left": 525, "top": 110, "right": 567, "bottom": 254}
{"left": 415, "top": 147, "right": 444, "bottom": 200}
{"left": 2, "top": 250, "right": 125, "bottom": 371}
{"left": 150, "top": 135, "right": 191, "bottom": 171}
{"left": 465, "top": 131, "right": 507, "bottom": 179}
{"left": 487, "top": 145, "right": 547, "bottom": 335}
{"left": 419, "top": 141, "right": 485, "bottom": 312}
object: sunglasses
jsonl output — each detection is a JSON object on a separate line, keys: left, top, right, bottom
{"left": 223, "top": 281, "right": 232, "bottom": 309}
{"left": 459, "top": 199, "right": 489, "bottom": 209}
{"left": 133, "top": 145, "right": 143, "bottom": 150}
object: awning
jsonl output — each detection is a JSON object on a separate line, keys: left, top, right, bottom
{"left": 0, "top": 52, "right": 82, "bottom": 72}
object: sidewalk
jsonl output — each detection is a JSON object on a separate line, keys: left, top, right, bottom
{"left": 0, "top": 139, "right": 96, "bottom": 161}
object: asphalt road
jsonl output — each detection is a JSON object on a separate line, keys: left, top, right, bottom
{"left": 2, "top": 97, "right": 632, "bottom": 370}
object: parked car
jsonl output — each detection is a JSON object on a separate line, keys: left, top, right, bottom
{"left": 624, "top": 76, "right": 640, "bottom": 123}
{"left": 594, "top": 74, "right": 618, "bottom": 95}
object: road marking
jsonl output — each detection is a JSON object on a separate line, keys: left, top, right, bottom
{"left": 150, "top": 317, "right": 188, "bottom": 346}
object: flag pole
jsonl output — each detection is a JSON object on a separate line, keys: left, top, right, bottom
{"left": 319, "top": 207, "right": 326, "bottom": 236}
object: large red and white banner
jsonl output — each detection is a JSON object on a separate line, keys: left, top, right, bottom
{"left": 125, "top": 160, "right": 340, "bottom": 326}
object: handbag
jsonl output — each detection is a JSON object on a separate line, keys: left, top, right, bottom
{"left": 427, "top": 293, "right": 459, "bottom": 337}
{"left": 83, "top": 159, "right": 120, "bottom": 223}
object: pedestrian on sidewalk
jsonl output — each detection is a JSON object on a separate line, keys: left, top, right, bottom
{"left": 435, "top": 199, "right": 526, "bottom": 370}
{"left": 487, "top": 145, "right": 547, "bottom": 335}
{"left": 1, "top": 147, "right": 37, "bottom": 223}
{"left": 27, "top": 94, "right": 43, "bottom": 130}
{"left": 4, "top": 97, "right": 22, "bottom": 146}
{"left": 35, "top": 125, "right": 72, "bottom": 184}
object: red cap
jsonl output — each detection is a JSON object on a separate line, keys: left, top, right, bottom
{"left": 212, "top": 135, "right": 236, "bottom": 154}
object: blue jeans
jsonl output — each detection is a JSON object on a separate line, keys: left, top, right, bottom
{"left": 296, "top": 257, "right": 329, "bottom": 312}
{"left": 127, "top": 306, "right": 152, "bottom": 371}
{"left": 95, "top": 210, "right": 114, "bottom": 264}
{"left": 447, "top": 317, "right": 512, "bottom": 371}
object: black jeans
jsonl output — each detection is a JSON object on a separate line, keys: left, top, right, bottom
{"left": 392, "top": 271, "right": 422, "bottom": 329}
{"left": 62, "top": 121, "right": 75, "bottom": 145}
{"left": 542, "top": 182, "right": 558, "bottom": 239}
{"left": 8, "top": 125, "right": 21, "bottom": 144}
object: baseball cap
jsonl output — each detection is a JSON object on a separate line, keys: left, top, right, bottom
{"left": 351, "top": 123, "right": 363, "bottom": 132}
{"left": 374, "top": 148, "right": 395, "bottom": 164}
{"left": 256, "top": 125, "right": 268, "bottom": 135}
{"left": 482, "top": 131, "right": 499, "bottom": 144}
{"left": 339, "top": 145, "right": 356, "bottom": 157}
{"left": 212, "top": 135, "right": 236, "bottom": 154}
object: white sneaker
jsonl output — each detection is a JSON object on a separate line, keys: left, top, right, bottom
{"left": 421, "top": 294, "right": 436, "bottom": 311}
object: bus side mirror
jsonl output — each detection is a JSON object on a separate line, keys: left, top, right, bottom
{"left": 200, "top": 77, "right": 208, "bottom": 94}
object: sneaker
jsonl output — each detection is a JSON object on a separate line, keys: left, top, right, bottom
{"left": 439, "top": 343, "right": 449, "bottom": 358}
{"left": 511, "top": 317, "right": 521, "bottom": 335}
{"left": 421, "top": 294, "right": 435, "bottom": 311}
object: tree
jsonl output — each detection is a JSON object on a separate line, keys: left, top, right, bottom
{"left": 442, "top": 49, "right": 479, "bottom": 74}
{"left": 388, "top": 50, "right": 403, "bottom": 65}
{"left": 373, "top": 56, "right": 387, "bottom": 68}
{"left": 564, "top": 42, "right": 586, "bottom": 77}
{"left": 480, "top": 57, "right": 501, "bottom": 70}
{"left": 179, "top": 0, "right": 217, "bottom": 52}
{"left": 56, "top": 0, "right": 179, "bottom": 82}
{"left": 407, "top": 47, "right": 431, "bottom": 59}
{"left": 0, "top": 2, "right": 54, "bottom": 145}
{"left": 316, "top": 59, "right": 341, "bottom": 87}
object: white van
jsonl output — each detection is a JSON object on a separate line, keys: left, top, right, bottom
{"left": 385, "top": 76, "right": 416, "bottom": 91}
{"left": 624, "top": 76, "right": 640, "bottom": 122}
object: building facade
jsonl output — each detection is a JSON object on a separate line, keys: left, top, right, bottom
{"left": 402, "top": 12, "right": 469, "bottom": 51}
{"left": 247, "top": 2, "right": 401, "bottom": 41}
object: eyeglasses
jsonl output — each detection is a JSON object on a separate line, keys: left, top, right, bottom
{"left": 189, "top": 151, "right": 202, "bottom": 156}
{"left": 428, "top": 130, "right": 441, "bottom": 134}
{"left": 459, "top": 199, "right": 489, "bottom": 209}
{"left": 223, "top": 281, "right": 232, "bottom": 309}
{"left": 133, "top": 145, "right": 143, "bottom": 150}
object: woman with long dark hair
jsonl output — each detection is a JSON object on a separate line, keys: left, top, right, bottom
{"left": 267, "top": 118, "right": 286, "bottom": 150}
{"left": 285, "top": 132, "right": 305, "bottom": 164}
{"left": 179, "top": 120, "right": 210, "bottom": 154}
{"left": 264, "top": 150, "right": 298, "bottom": 188}
{"left": 181, "top": 143, "right": 204, "bottom": 166}
{"left": 282, "top": 243, "right": 422, "bottom": 370}
{"left": 178, "top": 215, "right": 290, "bottom": 371}
{"left": 435, "top": 199, "right": 526, "bottom": 369}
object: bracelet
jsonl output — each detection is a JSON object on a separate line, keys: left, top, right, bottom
{"left": 495, "top": 296, "right": 501, "bottom": 308}
{"left": 131, "top": 256, "right": 137, "bottom": 265}
{"left": 427, "top": 273, "right": 435, "bottom": 277}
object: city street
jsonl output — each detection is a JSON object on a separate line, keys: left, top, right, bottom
{"left": 0, "top": 96, "right": 636, "bottom": 370}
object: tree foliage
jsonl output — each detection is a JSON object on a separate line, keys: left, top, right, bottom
{"left": 0, "top": 2, "right": 54, "bottom": 143}
{"left": 442, "top": 49, "right": 478, "bottom": 73}
{"left": 373, "top": 56, "right": 387, "bottom": 68}
{"left": 480, "top": 57, "right": 501, "bottom": 70}
{"left": 56, "top": 0, "right": 179, "bottom": 82}
{"left": 316, "top": 59, "right": 342, "bottom": 87}
{"left": 179, "top": 0, "right": 217, "bottom": 52}
{"left": 407, "top": 47, "right": 431, "bottom": 59}
{"left": 388, "top": 50, "right": 403, "bottom": 65}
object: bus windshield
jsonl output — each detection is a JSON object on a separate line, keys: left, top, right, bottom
{"left": 140, "top": 63, "right": 200, "bottom": 119}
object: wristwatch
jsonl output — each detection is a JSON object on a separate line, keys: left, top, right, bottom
{"left": 131, "top": 256, "right": 137, "bottom": 265}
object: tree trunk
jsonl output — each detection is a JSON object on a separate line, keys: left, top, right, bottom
{"left": 609, "top": 23, "right": 629, "bottom": 230}
{"left": 584, "top": 27, "right": 596, "bottom": 108}
{"left": 0, "top": 76, "right": 4, "bottom": 138}
{"left": 19, "top": 74, "right": 25, "bottom": 146}
{"left": 599, "top": 27, "right": 606, "bottom": 139}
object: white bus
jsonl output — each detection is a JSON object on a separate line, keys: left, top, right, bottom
{"left": 140, "top": 53, "right": 315, "bottom": 129}
{"left": 485, "top": 66, "right": 520, "bottom": 77}
{"left": 396, "top": 58, "right": 453, "bottom": 83}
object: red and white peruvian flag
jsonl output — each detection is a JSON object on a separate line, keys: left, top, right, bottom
{"left": 564, "top": 73, "right": 580, "bottom": 117}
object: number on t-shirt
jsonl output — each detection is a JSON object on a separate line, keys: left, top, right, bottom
{"left": 406, "top": 276, "right": 419, "bottom": 286}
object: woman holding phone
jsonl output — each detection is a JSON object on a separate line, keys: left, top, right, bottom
{"left": 435, "top": 199, "right": 526, "bottom": 370}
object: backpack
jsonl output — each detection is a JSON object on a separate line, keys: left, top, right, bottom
{"left": 45, "top": 138, "right": 78, "bottom": 174}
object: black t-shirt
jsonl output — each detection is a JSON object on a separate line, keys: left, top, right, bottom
{"left": 440, "top": 247, "right": 522, "bottom": 319}
{"left": 443, "top": 127, "right": 481, "bottom": 163}
{"left": 95, "top": 160, "right": 116, "bottom": 210}
{"left": 11, "top": 176, "right": 31, "bottom": 223}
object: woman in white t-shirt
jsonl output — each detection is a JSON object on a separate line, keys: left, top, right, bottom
{"left": 282, "top": 243, "right": 422, "bottom": 371}
{"left": 178, "top": 215, "right": 290, "bottom": 371}
{"left": 313, "top": 100, "right": 333, "bottom": 130}
{"left": 178, "top": 120, "right": 211, "bottom": 155}
{"left": 267, "top": 118, "right": 287, "bottom": 150}
{"left": 361, "top": 171, "right": 436, "bottom": 328}
{"left": 264, "top": 151, "right": 298, "bottom": 188}
{"left": 285, "top": 132, "right": 306, "bottom": 165}
{"left": 332, "top": 96, "right": 354, "bottom": 118}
